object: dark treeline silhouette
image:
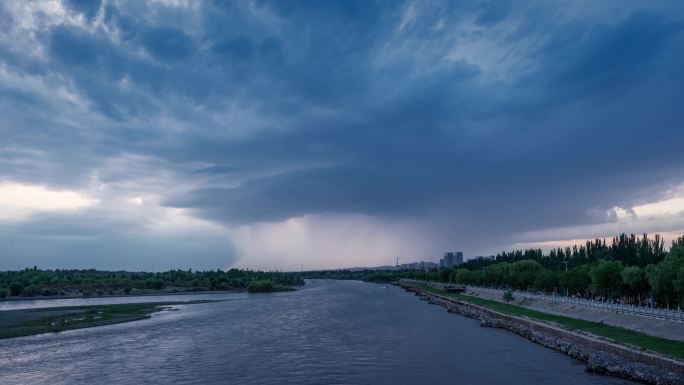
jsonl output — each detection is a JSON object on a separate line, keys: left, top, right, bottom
{"left": 461, "top": 233, "right": 666, "bottom": 271}
{"left": 305, "top": 233, "right": 684, "bottom": 308}
{"left": 0, "top": 268, "right": 304, "bottom": 298}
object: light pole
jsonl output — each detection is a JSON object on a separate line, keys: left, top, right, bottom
{"left": 563, "top": 260, "right": 569, "bottom": 297}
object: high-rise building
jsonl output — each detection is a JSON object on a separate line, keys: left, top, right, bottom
{"left": 441, "top": 251, "right": 464, "bottom": 268}
{"left": 444, "top": 252, "right": 454, "bottom": 267}
{"left": 455, "top": 252, "right": 464, "bottom": 265}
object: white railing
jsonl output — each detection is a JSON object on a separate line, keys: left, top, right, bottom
{"left": 472, "top": 286, "right": 684, "bottom": 322}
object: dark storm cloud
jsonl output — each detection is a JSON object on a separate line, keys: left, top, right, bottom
{"left": 211, "top": 36, "right": 255, "bottom": 59}
{"left": 532, "top": 11, "right": 682, "bottom": 102}
{"left": 64, "top": 0, "right": 102, "bottom": 21}
{"left": 139, "top": 26, "right": 194, "bottom": 61}
{"left": 474, "top": 0, "right": 511, "bottom": 26}
{"left": 168, "top": 3, "right": 683, "bottom": 239}
{"left": 1, "top": 0, "right": 684, "bottom": 265}
{"left": 49, "top": 25, "right": 101, "bottom": 65}
{"left": 169, "top": 164, "right": 446, "bottom": 224}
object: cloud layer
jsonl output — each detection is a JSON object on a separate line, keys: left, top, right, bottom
{"left": 1, "top": 0, "right": 684, "bottom": 270}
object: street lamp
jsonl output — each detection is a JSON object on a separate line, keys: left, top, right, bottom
{"left": 563, "top": 259, "right": 569, "bottom": 297}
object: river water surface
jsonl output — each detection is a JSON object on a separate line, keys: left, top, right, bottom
{"left": 0, "top": 280, "right": 634, "bottom": 384}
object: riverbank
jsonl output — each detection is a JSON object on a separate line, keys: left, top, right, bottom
{"left": 0, "top": 300, "right": 219, "bottom": 340}
{"left": 1, "top": 283, "right": 300, "bottom": 302}
{"left": 423, "top": 284, "right": 684, "bottom": 360}
{"left": 0, "top": 289, "right": 241, "bottom": 302}
{"left": 464, "top": 286, "right": 684, "bottom": 341}
{"left": 401, "top": 283, "right": 684, "bottom": 385}
{"left": 0, "top": 268, "right": 305, "bottom": 300}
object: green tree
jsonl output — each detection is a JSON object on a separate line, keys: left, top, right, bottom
{"left": 621, "top": 266, "right": 648, "bottom": 305}
{"left": 484, "top": 262, "right": 510, "bottom": 287}
{"left": 22, "top": 285, "right": 41, "bottom": 297}
{"left": 559, "top": 266, "right": 591, "bottom": 295}
{"left": 9, "top": 282, "right": 23, "bottom": 296}
{"left": 674, "top": 264, "right": 684, "bottom": 306}
{"left": 589, "top": 260, "right": 623, "bottom": 299}
{"left": 149, "top": 279, "right": 165, "bottom": 290}
{"left": 647, "top": 244, "right": 684, "bottom": 306}
{"left": 508, "top": 260, "right": 542, "bottom": 289}
{"left": 455, "top": 269, "right": 472, "bottom": 284}
{"left": 533, "top": 269, "right": 557, "bottom": 292}
{"left": 439, "top": 268, "right": 452, "bottom": 282}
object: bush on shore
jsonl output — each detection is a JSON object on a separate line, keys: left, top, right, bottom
{"left": 247, "top": 280, "right": 276, "bottom": 293}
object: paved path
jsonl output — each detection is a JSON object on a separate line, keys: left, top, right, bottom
{"left": 465, "top": 286, "right": 684, "bottom": 342}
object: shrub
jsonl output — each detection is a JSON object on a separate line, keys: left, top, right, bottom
{"left": 503, "top": 290, "right": 515, "bottom": 303}
{"left": 247, "top": 280, "right": 275, "bottom": 293}
{"left": 149, "top": 279, "right": 165, "bottom": 290}
{"left": 23, "top": 285, "right": 41, "bottom": 297}
{"left": 9, "top": 282, "right": 23, "bottom": 296}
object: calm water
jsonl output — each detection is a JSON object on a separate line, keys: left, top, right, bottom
{"left": 0, "top": 280, "right": 634, "bottom": 385}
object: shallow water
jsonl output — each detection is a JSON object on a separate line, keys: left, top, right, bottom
{"left": 0, "top": 280, "right": 634, "bottom": 384}
{"left": 0, "top": 291, "right": 249, "bottom": 311}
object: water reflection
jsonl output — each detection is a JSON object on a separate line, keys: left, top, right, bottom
{"left": 0, "top": 280, "right": 634, "bottom": 385}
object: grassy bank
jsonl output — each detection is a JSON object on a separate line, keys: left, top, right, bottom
{"left": 246, "top": 280, "right": 295, "bottom": 293}
{"left": 419, "top": 285, "right": 684, "bottom": 361}
{"left": 0, "top": 300, "right": 217, "bottom": 340}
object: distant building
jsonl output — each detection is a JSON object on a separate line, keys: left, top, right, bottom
{"left": 441, "top": 251, "right": 464, "bottom": 268}
{"left": 346, "top": 261, "right": 438, "bottom": 271}
{"left": 471, "top": 255, "right": 496, "bottom": 262}
{"left": 445, "top": 252, "right": 454, "bottom": 267}
{"left": 401, "top": 261, "right": 438, "bottom": 270}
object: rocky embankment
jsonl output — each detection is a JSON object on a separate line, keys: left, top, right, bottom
{"left": 400, "top": 284, "right": 684, "bottom": 385}
{"left": 463, "top": 286, "right": 684, "bottom": 342}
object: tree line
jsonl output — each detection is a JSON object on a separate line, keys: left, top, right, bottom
{"left": 0, "top": 268, "right": 304, "bottom": 298}
{"left": 305, "top": 233, "right": 684, "bottom": 308}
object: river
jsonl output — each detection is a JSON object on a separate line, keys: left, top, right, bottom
{"left": 0, "top": 280, "right": 634, "bottom": 384}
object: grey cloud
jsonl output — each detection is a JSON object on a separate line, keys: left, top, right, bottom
{"left": 211, "top": 36, "right": 255, "bottom": 59}
{"left": 64, "top": 0, "right": 102, "bottom": 21}
{"left": 475, "top": 0, "right": 511, "bottom": 25}
{"left": 139, "top": 26, "right": 194, "bottom": 62}
{"left": 166, "top": 165, "right": 445, "bottom": 224}
{"left": 1, "top": 1, "right": 684, "bottom": 267}
{"left": 48, "top": 26, "right": 97, "bottom": 65}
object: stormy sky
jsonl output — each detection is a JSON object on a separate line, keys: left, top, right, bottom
{"left": 1, "top": 0, "right": 684, "bottom": 271}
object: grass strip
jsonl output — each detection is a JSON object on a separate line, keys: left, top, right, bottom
{"left": 0, "top": 300, "right": 219, "bottom": 340}
{"left": 419, "top": 284, "right": 684, "bottom": 361}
